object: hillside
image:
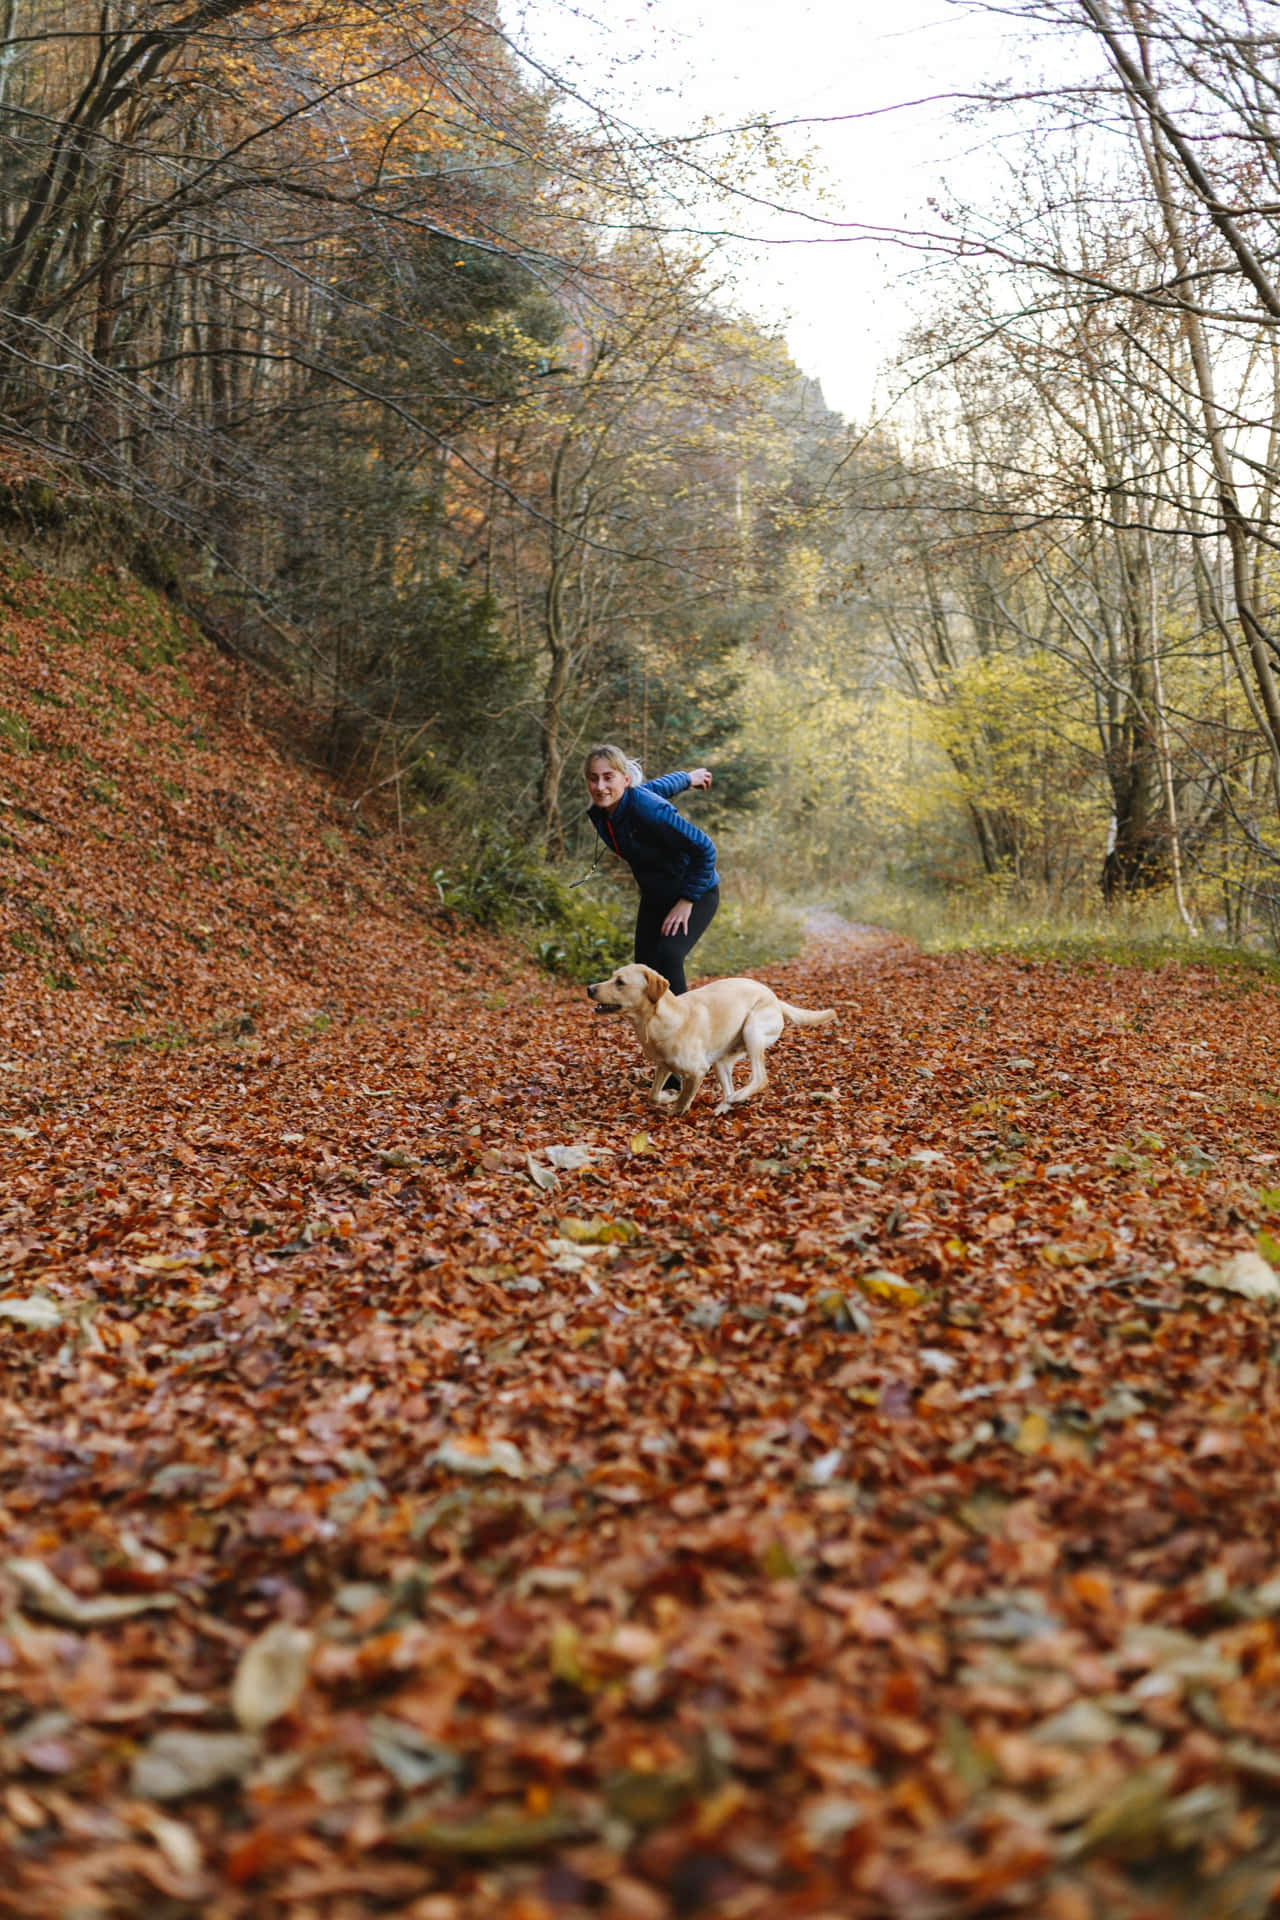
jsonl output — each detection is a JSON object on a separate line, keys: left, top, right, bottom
{"left": 5, "top": 547, "right": 1280, "bottom": 1919}
{"left": 0, "top": 547, "right": 517, "bottom": 1042}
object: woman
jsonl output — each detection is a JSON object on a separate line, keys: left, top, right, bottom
{"left": 584, "top": 744, "right": 719, "bottom": 995}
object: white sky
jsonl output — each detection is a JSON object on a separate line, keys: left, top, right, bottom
{"left": 506, "top": 0, "right": 1034, "bottom": 422}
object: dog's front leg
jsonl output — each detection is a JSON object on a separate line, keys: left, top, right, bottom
{"left": 668, "top": 1069, "right": 705, "bottom": 1116}
{"left": 649, "top": 1065, "right": 680, "bottom": 1107}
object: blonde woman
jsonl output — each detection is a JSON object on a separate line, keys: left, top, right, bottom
{"left": 584, "top": 744, "right": 719, "bottom": 994}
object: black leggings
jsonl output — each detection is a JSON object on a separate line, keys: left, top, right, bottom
{"left": 634, "top": 886, "right": 719, "bottom": 995}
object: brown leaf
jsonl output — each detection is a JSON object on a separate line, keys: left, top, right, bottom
{"left": 230, "top": 1620, "right": 313, "bottom": 1731}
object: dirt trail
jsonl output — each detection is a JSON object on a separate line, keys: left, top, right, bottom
{"left": 801, "top": 907, "right": 908, "bottom": 960}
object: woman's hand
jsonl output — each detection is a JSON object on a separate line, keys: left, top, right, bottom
{"left": 662, "top": 898, "right": 694, "bottom": 937}
{"left": 686, "top": 767, "right": 712, "bottom": 789}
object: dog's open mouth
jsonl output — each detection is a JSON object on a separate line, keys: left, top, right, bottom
{"left": 591, "top": 1002, "right": 621, "bottom": 1014}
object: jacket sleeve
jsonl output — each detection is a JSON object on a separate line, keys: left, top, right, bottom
{"left": 645, "top": 799, "right": 718, "bottom": 899}
{"left": 642, "top": 771, "right": 692, "bottom": 802}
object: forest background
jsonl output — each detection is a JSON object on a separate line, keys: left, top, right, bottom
{"left": 6, "top": 0, "right": 1280, "bottom": 962}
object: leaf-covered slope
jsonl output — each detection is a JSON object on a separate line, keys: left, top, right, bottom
{"left": 4, "top": 555, "right": 1280, "bottom": 1917}
{"left": 0, "top": 552, "right": 506, "bottom": 1046}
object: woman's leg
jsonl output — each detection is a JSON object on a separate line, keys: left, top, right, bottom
{"left": 634, "top": 886, "right": 719, "bottom": 995}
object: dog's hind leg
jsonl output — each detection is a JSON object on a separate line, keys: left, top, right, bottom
{"left": 712, "top": 1048, "right": 746, "bottom": 1114}
{"left": 724, "top": 1007, "right": 784, "bottom": 1106}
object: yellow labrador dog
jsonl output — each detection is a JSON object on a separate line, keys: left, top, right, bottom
{"left": 587, "top": 963, "right": 835, "bottom": 1116}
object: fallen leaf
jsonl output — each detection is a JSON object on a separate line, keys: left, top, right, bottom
{"left": 545, "top": 1143, "right": 601, "bottom": 1170}
{"left": 7, "top": 598, "right": 1280, "bottom": 1920}
{"left": 7, "top": 1557, "right": 180, "bottom": 1626}
{"left": 367, "top": 1717, "right": 463, "bottom": 1791}
{"left": 1068, "top": 1766, "right": 1177, "bottom": 1860}
{"left": 815, "top": 1288, "right": 872, "bottom": 1332}
{"left": 15, "top": 1709, "right": 78, "bottom": 1773}
{"left": 605, "top": 1760, "right": 702, "bottom": 1826}
{"left": 1031, "top": 1699, "right": 1121, "bottom": 1746}
{"left": 231, "top": 1620, "right": 313, "bottom": 1732}
{"left": 1194, "top": 1250, "right": 1280, "bottom": 1302}
{"left": 806, "top": 1447, "right": 845, "bottom": 1486}
{"left": 0, "top": 1294, "right": 63, "bottom": 1328}
{"left": 131, "top": 1729, "right": 260, "bottom": 1801}
{"left": 1014, "top": 1410, "right": 1051, "bottom": 1455}
{"left": 136, "top": 1808, "right": 204, "bottom": 1882}
{"left": 559, "top": 1215, "right": 640, "bottom": 1245}
{"left": 853, "top": 1268, "right": 922, "bottom": 1307}
{"left": 395, "top": 1802, "right": 590, "bottom": 1853}
{"left": 434, "top": 1436, "right": 527, "bottom": 1479}
{"left": 1041, "top": 1238, "right": 1110, "bottom": 1268}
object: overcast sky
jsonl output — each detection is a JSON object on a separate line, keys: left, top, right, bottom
{"left": 506, "top": 0, "right": 1033, "bottom": 422}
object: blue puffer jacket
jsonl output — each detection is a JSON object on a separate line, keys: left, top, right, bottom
{"left": 588, "top": 772, "right": 720, "bottom": 903}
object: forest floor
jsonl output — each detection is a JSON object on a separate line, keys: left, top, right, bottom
{"left": 5, "top": 553, "right": 1280, "bottom": 1919}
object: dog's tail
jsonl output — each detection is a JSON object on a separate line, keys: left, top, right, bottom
{"left": 777, "top": 1001, "right": 837, "bottom": 1030}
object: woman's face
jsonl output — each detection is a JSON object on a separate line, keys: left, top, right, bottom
{"left": 587, "top": 758, "right": 628, "bottom": 812}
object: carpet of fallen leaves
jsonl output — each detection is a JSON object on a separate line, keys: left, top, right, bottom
{"left": 6, "top": 554, "right": 1280, "bottom": 1919}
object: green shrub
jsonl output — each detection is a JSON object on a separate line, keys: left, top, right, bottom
{"left": 436, "top": 829, "right": 630, "bottom": 981}
{"left": 438, "top": 828, "right": 557, "bottom": 929}
{"left": 534, "top": 895, "right": 632, "bottom": 982}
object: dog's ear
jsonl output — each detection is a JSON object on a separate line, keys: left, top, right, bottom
{"left": 646, "top": 969, "right": 669, "bottom": 1002}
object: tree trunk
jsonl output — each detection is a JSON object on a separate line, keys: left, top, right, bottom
{"left": 539, "top": 436, "right": 571, "bottom": 859}
{"left": 1115, "top": 2, "right": 1280, "bottom": 811}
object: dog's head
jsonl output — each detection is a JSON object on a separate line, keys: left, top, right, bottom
{"left": 587, "top": 963, "right": 669, "bottom": 1014}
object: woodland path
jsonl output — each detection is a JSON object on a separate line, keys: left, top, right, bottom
{"left": 802, "top": 908, "right": 901, "bottom": 951}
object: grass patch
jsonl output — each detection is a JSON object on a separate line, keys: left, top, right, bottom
{"left": 832, "top": 876, "right": 1190, "bottom": 951}
{"left": 693, "top": 895, "right": 806, "bottom": 979}
{"left": 829, "top": 875, "right": 1280, "bottom": 982}
{"left": 128, "top": 626, "right": 187, "bottom": 672}
{"left": 0, "top": 710, "right": 32, "bottom": 753}
{"left": 106, "top": 1023, "right": 194, "bottom": 1053}
{"left": 39, "top": 569, "right": 188, "bottom": 666}
{"left": 972, "top": 931, "right": 1280, "bottom": 986}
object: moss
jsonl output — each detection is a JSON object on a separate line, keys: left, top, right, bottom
{"left": 129, "top": 627, "right": 187, "bottom": 672}
{"left": 0, "top": 710, "right": 32, "bottom": 753}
